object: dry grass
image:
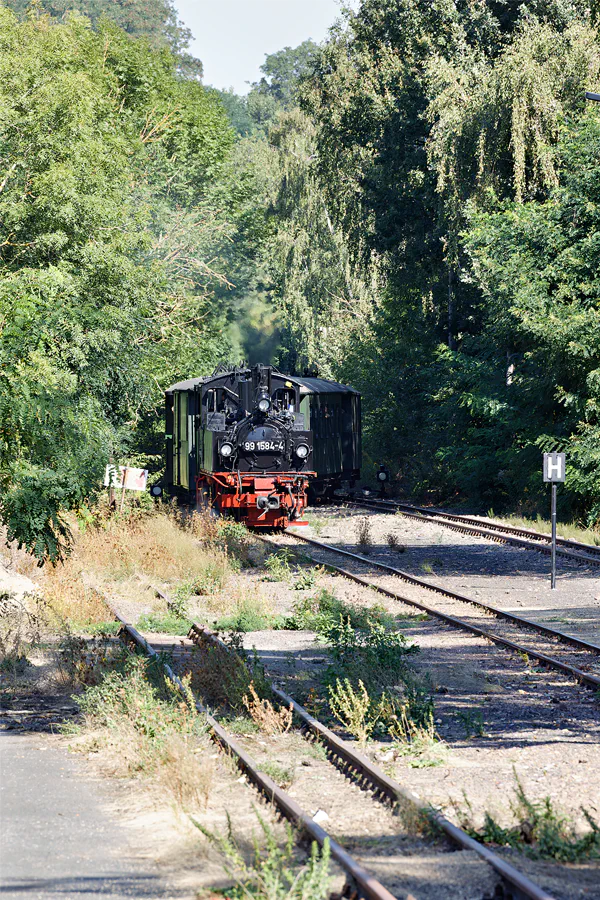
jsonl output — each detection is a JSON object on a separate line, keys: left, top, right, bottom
{"left": 355, "top": 517, "right": 372, "bottom": 551}
{"left": 156, "top": 732, "right": 214, "bottom": 809}
{"left": 76, "top": 655, "right": 214, "bottom": 810}
{"left": 385, "top": 533, "right": 406, "bottom": 552}
{"left": 43, "top": 574, "right": 110, "bottom": 629}
{"left": 491, "top": 512, "right": 600, "bottom": 546}
{"left": 0, "top": 592, "right": 44, "bottom": 677}
{"left": 76, "top": 512, "right": 230, "bottom": 584}
{"left": 39, "top": 508, "right": 235, "bottom": 628}
{"left": 243, "top": 683, "right": 293, "bottom": 735}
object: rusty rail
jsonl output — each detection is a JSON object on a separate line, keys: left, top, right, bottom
{"left": 109, "top": 605, "right": 400, "bottom": 900}
{"left": 354, "top": 498, "right": 600, "bottom": 567}
{"left": 282, "top": 532, "right": 600, "bottom": 690}
{"left": 188, "top": 620, "right": 555, "bottom": 900}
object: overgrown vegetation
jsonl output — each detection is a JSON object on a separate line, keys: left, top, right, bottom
{"left": 458, "top": 778, "right": 600, "bottom": 862}
{"left": 286, "top": 586, "right": 438, "bottom": 756}
{"left": 0, "top": 5, "right": 250, "bottom": 562}
{"left": 192, "top": 813, "right": 332, "bottom": 900}
{"left": 243, "top": 683, "right": 293, "bottom": 735}
{"left": 185, "top": 629, "right": 271, "bottom": 713}
{"left": 0, "top": 592, "right": 42, "bottom": 677}
{"left": 42, "top": 506, "right": 243, "bottom": 629}
{"left": 75, "top": 651, "right": 214, "bottom": 809}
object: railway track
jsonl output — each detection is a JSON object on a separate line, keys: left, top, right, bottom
{"left": 278, "top": 531, "right": 600, "bottom": 691}
{"left": 109, "top": 602, "right": 399, "bottom": 900}
{"left": 105, "top": 593, "right": 555, "bottom": 900}
{"left": 352, "top": 498, "right": 600, "bottom": 567}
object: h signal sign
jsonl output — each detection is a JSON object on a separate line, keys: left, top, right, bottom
{"left": 543, "top": 453, "right": 566, "bottom": 483}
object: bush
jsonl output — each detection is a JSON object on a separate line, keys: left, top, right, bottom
{"left": 323, "top": 615, "right": 417, "bottom": 690}
{"left": 288, "top": 588, "right": 394, "bottom": 634}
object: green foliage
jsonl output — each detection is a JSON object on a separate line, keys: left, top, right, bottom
{"left": 3, "top": 0, "right": 201, "bottom": 73}
{"left": 0, "top": 9, "right": 233, "bottom": 559}
{"left": 215, "top": 597, "right": 284, "bottom": 633}
{"left": 293, "top": 567, "right": 318, "bottom": 591}
{"left": 456, "top": 707, "right": 487, "bottom": 738}
{"left": 287, "top": 588, "right": 395, "bottom": 635}
{"left": 464, "top": 112, "right": 600, "bottom": 516}
{"left": 137, "top": 612, "right": 190, "bottom": 635}
{"left": 262, "top": 550, "right": 294, "bottom": 582}
{"left": 77, "top": 653, "right": 198, "bottom": 738}
{"left": 328, "top": 677, "right": 379, "bottom": 745}
{"left": 192, "top": 812, "right": 332, "bottom": 900}
{"left": 460, "top": 778, "right": 600, "bottom": 861}
{"left": 250, "top": 40, "right": 321, "bottom": 117}
{"left": 323, "top": 615, "right": 417, "bottom": 689}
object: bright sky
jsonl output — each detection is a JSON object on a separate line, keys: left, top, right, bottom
{"left": 175, "top": 0, "right": 349, "bottom": 94}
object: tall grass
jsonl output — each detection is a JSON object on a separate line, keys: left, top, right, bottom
{"left": 42, "top": 508, "right": 235, "bottom": 628}
{"left": 76, "top": 653, "right": 214, "bottom": 809}
{"left": 192, "top": 813, "right": 332, "bottom": 900}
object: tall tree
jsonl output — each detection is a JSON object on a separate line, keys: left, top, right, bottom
{"left": 2, "top": 0, "right": 202, "bottom": 76}
{"left": 0, "top": 8, "right": 232, "bottom": 559}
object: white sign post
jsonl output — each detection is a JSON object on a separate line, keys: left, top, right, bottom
{"left": 543, "top": 453, "right": 566, "bottom": 589}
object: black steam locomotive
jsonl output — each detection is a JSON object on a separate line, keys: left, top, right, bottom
{"left": 164, "top": 364, "right": 361, "bottom": 527}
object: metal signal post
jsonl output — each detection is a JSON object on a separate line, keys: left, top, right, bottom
{"left": 543, "top": 453, "right": 566, "bottom": 589}
{"left": 551, "top": 483, "right": 557, "bottom": 590}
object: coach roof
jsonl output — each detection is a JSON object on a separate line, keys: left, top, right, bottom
{"left": 166, "top": 372, "right": 359, "bottom": 395}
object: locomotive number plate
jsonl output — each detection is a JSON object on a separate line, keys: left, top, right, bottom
{"left": 244, "top": 441, "right": 284, "bottom": 452}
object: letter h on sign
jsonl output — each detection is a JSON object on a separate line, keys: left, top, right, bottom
{"left": 543, "top": 453, "right": 566, "bottom": 483}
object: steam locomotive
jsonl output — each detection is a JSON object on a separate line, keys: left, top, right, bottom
{"left": 164, "top": 364, "right": 361, "bottom": 528}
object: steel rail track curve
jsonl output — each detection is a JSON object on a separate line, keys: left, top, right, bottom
{"left": 105, "top": 600, "right": 400, "bottom": 900}
{"left": 352, "top": 498, "right": 600, "bottom": 567}
{"left": 279, "top": 532, "right": 600, "bottom": 691}
{"left": 186, "top": 620, "right": 554, "bottom": 900}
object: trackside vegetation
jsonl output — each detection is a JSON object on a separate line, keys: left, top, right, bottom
{"left": 0, "top": 5, "right": 232, "bottom": 561}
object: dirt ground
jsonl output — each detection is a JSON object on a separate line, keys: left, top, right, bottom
{"left": 3, "top": 507, "right": 600, "bottom": 899}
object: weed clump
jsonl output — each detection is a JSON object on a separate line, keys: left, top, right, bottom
{"left": 293, "top": 567, "right": 318, "bottom": 591}
{"left": 324, "top": 615, "right": 417, "bottom": 691}
{"left": 288, "top": 587, "right": 438, "bottom": 752}
{"left": 215, "top": 594, "right": 282, "bottom": 633}
{"left": 328, "top": 678, "right": 378, "bottom": 745}
{"left": 262, "top": 550, "right": 294, "bottom": 582}
{"left": 457, "top": 707, "right": 486, "bottom": 738}
{"left": 185, "top": 630, "right": 271, "bottom": 712}
{"left": 0, "top": 592, "right": 42, "bottom": 677}
{"left": 288, "top": 588, "right": 394, "bottom": 635}
{"left": 385, "top": 533, "right": 406, "bottom": 552}
{"left": 137, "top": 611, "right": 190, "bottom": 635}
{"left": 355, "top": 517, "right": 372, "bottom": 551}
{"left": 243, "top": 683, "right": 293, "bottom": 735}
{"left": 459, "top": 778, "right": 600, "bottom": 862}
{"left": 192, "top": 812, "right": 332, "bottom": 900}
